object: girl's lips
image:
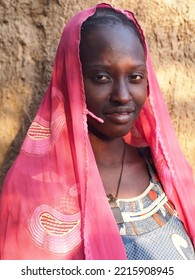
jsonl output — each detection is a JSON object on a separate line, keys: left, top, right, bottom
{"left": 104, "top": 106, "right": 135, "bottom": 124}
{"left": 105, "top": 111, "right": 134, "bottom": 124}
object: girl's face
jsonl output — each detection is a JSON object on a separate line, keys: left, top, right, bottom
{"left": 80, "top": 24, "right": 147, "bottom": 140}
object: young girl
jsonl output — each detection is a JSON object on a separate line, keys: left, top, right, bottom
{"left": 0, "top": 3, "right": 195, "bottom": 260}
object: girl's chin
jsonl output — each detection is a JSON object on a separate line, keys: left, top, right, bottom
{"left": 88, "top": 125, "right": 133, "bottom": 140}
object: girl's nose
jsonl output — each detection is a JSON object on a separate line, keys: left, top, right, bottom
{"left": 110, "top": 79, "right": 132, "bottom": 104}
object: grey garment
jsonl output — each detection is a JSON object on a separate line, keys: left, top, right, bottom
{"left": 121, "top": 215, "right": 195, "bottom": 260}
{"left": 112, "top": 148, "right": 195, "bottom": 260}
{"left": 116, "top": 181, "right": 195, "bottom": 260}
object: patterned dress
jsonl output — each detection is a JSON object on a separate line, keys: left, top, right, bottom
{"left": 112, "top": 149, "right": 195, "bottom": 260}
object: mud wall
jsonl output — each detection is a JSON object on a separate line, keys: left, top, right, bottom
{"left": 0, "top": 0, "right": 194, "bottom": 188}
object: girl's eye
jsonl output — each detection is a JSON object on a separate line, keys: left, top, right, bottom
{"left": 129, "top": 74, "right": 143, "bottom": 82}
{"left": 92, "top": 74, "right": 109, "bottom": 82}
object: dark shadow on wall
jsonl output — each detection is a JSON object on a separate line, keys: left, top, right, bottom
{"left": 0, "top": 118, "right": 30, "bottom": 189}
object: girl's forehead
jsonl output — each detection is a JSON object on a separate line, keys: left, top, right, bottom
{"left": 80, "top": 24, "right": 146, "bottom": 68}
{"left": 81, "top": 24, "right": 144, "bottom": 55}
{"left": 80, "top": 21, "right": 144, "bottom": 54}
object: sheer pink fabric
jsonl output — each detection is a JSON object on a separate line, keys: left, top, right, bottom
{"left": 0, "top": 3, "right": 195, "bottom": 260}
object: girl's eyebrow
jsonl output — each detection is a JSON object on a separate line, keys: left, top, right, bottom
{"left": 85, "top": 63, "right": 147, "bottom": 70}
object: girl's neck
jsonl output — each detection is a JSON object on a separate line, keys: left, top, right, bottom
{"left": 89, "top": 133, "right": 125, "bottom": 167}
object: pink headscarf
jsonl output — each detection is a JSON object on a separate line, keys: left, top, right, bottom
{"left": 0, "top": 3, "right": 195, "bottom": 260}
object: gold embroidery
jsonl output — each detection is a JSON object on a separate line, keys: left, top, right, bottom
{"left": 40, "top": 212, "right": 80, "bottom": 236}
{"left": 27, "top": 122, "right": 50, "bottom": 140}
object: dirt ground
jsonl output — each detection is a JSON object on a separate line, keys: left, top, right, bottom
{"left": 0, "top": 0, "right": 194, "bottom": 189}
